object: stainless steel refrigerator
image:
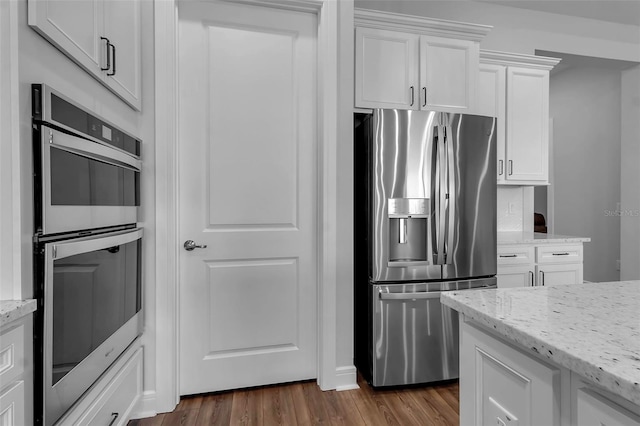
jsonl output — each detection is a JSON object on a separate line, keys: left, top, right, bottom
{"left": 354, "top": 109, "right": 497, "bottom": 387}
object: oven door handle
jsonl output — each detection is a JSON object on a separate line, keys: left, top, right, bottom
{"left": 52, "top": 228, "right": 143, "bottom": 260}
{"left": 47, "top": 127, "right": 141, "bottom": 172}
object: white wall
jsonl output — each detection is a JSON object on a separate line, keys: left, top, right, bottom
{"left": 336, "top": 0, "right": 356, "bottom": 382}
{"left": 16, "top": 0, "right": 157, "bottom": 398}
{"left": 354, "top": 1, "right": 640, "bottom": 62}
{"left": 549, "top": 63, "right": 622, "bottom": 282}
{"left": 620, "top": 65, "right": 640, "bottom": 280}
{"left": 497, "top": 187, "right": 533, "bottom": 232}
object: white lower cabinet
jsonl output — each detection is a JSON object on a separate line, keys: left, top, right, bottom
{"left": 460, "top": 320, "right": 561, "bottom": 426}
{"left": 0, "top": 314, "right": 33, "bottom": 426}
{"left": 497, "top": 242, "right": 584, "bottom": 288}
{"left": 58, "top": 345, "right": 143, "bottom": 425}
{"left": 460, "top": 317, "right": 640, "bottom": 426}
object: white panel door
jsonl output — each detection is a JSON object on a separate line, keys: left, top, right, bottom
{"left": 506, "top": 67, "right": 549, "bottom": 182}
{"left": 479, "top": 63, "right": 506, "bottom": 182}
{"left": 497, "top": 265, "right": 534, "bottom": 288}
{"left": 178, "top": 1, "right": 317, "bottom": 394}
{"left": 420, "top": 35, "right": 478, "bottom": 112}
{"left": 355, "top": 27, "right": 419, "bottom": 109}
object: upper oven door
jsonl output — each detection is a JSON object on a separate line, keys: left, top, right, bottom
{"left": 36, "top": 125, "right": 141, "bottom": 236}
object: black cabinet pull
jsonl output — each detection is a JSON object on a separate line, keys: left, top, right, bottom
{"left": 499, "top": 254, "right": 517, "bottom": 258}
{"left": 422, "top": 87, "right": 427, "bottom": 107}
{"left": 108, "top": 42, "right": 116, "bottom": 76}
{"left": 108, "top": 412, "right": 119, "bottom": 426}
{"left": 100, "top": 37, "right": 111, "bottom": 71}
{"left": 409, "top": 86, "right": 414, "bottom": 106}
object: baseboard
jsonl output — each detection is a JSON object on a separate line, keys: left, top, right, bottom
{"left": 334, "top": 365, "right": 359, "bottom": 391}
{"left": 130, "top": 390, "right": 157, "bottom": 420}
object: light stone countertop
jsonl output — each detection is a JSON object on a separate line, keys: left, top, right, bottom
{"left": 498, "top": 231, "right": 591, "bottom": 245}
{"left": 0, "top": 299, "right": 37, "bottom": 328}
{"left": 441, "top": 281, "right": 640, "bottom": 406}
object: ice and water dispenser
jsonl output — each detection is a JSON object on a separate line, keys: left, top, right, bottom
{"left": 387, "top": 198, "right": 430, "bottom": 266}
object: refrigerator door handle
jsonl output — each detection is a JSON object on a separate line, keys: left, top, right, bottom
{"left": 379, "top": 288, "right": 441, "bottom": 300}
{"left": 445, "top": 123, "right": 455, "bottom": 264}
{"left": 435, "top": 123, "right": 446, "bottom": 264}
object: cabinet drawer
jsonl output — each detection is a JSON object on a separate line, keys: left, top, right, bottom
{"left": 536, "top": 244, "right": 582, "bottom": 264}
{"left": 0, "top": 381, "right": 25, "bottom": 426}
{"left": 576, "top": 387, "right": 640, "bottom": 426}
{"left": 497, "top": 245, "right": 534, "bottom": 265}
{"left": 0, "top": 324, "right": 25, "bottom": 388}
{"left": 76, "top": 347, "right": 143, "bottom": 425}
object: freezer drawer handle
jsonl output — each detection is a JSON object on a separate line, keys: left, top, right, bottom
{"left": 379, "top": 289, "right": 440, "bottom": 300}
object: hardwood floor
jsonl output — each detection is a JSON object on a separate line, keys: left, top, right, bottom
{"left": 128, "top": 375, "right": 459, "bottom": 426}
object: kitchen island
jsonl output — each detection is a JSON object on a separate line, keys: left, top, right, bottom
{"left": 441, "top": 280, "right": 640, "bottom": 425}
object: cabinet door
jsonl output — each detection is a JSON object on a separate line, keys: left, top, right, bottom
{"left": 576, "top": 387, "right": 640, "bottom": 426}
{"left": 28, "top": 0, "right": 104, "bottom": 75}
{"left": 506, "top": 67, "right": 549, "bottom": 182}
{"left": 420, "top": 36, "right": 478, "bottom": 112}
{"left": 479, "top": 63, "right": 506, "bottom": 182}
{"left": 498, "top": 265, "right": 534, "bottom": 288}
{"left": 537, "top": 263, "right": 583, "bottom": 286}
{"left": 0, "top": 381, "right": 25, "bottom": 426}
{"left": 355, "top": 27, "right": 419, "bottom": 109}
{"left": 103, "top": 0, "right": 142, "bottom": 110}
{"left": 460, "top": 321, "right": 561, "bottom": 426}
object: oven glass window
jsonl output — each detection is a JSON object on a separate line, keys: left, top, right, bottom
{"left": 50, "top": 147, "right": 139, "bottom": 206}
{"left": 51, "top": 239, "right": 141, "bottom": 385}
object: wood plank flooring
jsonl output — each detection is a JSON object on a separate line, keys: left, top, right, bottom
{"left": 128, "top": 375, "right": 459, "bottom": 426}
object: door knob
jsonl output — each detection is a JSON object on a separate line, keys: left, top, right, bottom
{"left": 184, "top": 240, "right": 207, "bottom": 251}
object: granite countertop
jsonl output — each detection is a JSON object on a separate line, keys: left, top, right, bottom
{"left": 1, "top": 299, "right": 37, "bottom": 328}
{"left": 498, "top": 231, "right": 591, "bottom": 245}
{"left": 441, "top": 281, "right": 640, "bottom": 405}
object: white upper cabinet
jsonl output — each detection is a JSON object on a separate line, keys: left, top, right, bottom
{"left": 479, "top": 51, "right": 560, "bottom": 185}
{"left": 355, "top": 27, "right": 419, "bottom": 109}
{"left": 354, "top": 9, "right": 491, "bottom": 113}
{"left": 420, "top": 36, "right": 478, "bottom": 112}
{"left": 29, "top": 0, "right": 142, "bottom": 110}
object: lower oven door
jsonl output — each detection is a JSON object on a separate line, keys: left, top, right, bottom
{"left": 40, "top": 228, "right": 143, "bottom": 426}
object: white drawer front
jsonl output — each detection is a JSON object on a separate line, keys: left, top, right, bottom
{"left": 0, "top": 381, "right": 25, "bottom": 426}
{"left": 536, "top": 244, "right": 583, "bottom": 264}
{"left": 497, "top": 245, "right": 534, "bottom": 265}
{"left": 76, "top": 347, "right": 143, "bottom": 426}
{"left": 0, "top": 325, "right": 24, "bottom": 388}
{"left": 577, "top": 387, "right": 640, "bottom": 426}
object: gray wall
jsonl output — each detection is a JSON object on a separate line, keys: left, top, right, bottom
{"left": 549, "top": 61, "right": 622, "bottom": 282}
{"left": 620, "top": 65, "right": 640, "bottom": 280}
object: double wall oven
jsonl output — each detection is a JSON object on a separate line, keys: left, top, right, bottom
{"left": 32, "top": 84, "right": 143, "bottom": 426}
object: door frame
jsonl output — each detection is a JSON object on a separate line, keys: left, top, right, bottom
{"left": 153, "top": 0, "right": 342, "bottom": 412}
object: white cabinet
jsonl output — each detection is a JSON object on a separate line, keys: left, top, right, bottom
{"left": 497, "top": 242, "right": 584, "bottom": 288}
{"left": 479, "top": 51, "right": 560, "bottom": 184}
{"left": 28, "top": 0, "right": 142, "bottom": 110}
{"left": 0, "top": 314, "right": 33, "bottom": 426}
{"left": 460, "top": 320, "right": 561, "bottom": 426}
{"left": 57, "top": 345, "right": 143, "bottom": 425}
{"left": 355, "top": 27, "right": 419, "bottom": 110}
{"left": 354, "top": 9, "right": 490, "bottom": 113}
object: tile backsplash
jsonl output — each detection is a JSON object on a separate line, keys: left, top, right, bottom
{"left": 497, "top": 186, "right": 534, "bottom": 232}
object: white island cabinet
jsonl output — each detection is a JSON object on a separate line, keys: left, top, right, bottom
{"left": 442, "top": 281, "right": 640, "bottom": 426}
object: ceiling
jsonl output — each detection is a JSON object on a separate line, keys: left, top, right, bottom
{"left": 480, "top": 0, "right": 640, "bottom": 26}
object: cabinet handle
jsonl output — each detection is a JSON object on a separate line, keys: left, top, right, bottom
{"left": 552, "top": 252, "right": 570, "bottom": 256}
{"left": 410, "top": 86, "right": 414, "bottom": 106}
{"left": 540, "top": 270, "right": 545, "bottom": 286}
{"left": 499, "top": 254, "right": 517, "bottom": 258}
{"left": 508, "top": 160, "right": 513, "bottom": 176}
{"left": 108, "top": 413, "right": 119, "bottom": 426}
{"left": 100, "top": 37, "right": 111, "bottom": 71}
{"left": 499, "top": 160, "right": 504, "bottom": 176}
{"left": 529, "top": 271, "right": 534, "bottom": 286}
{"left": 107, "top": 42, "right": 117, "bottom": 76}
{"left": 422, "top": 87, "right": 427, "bottom": 107}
